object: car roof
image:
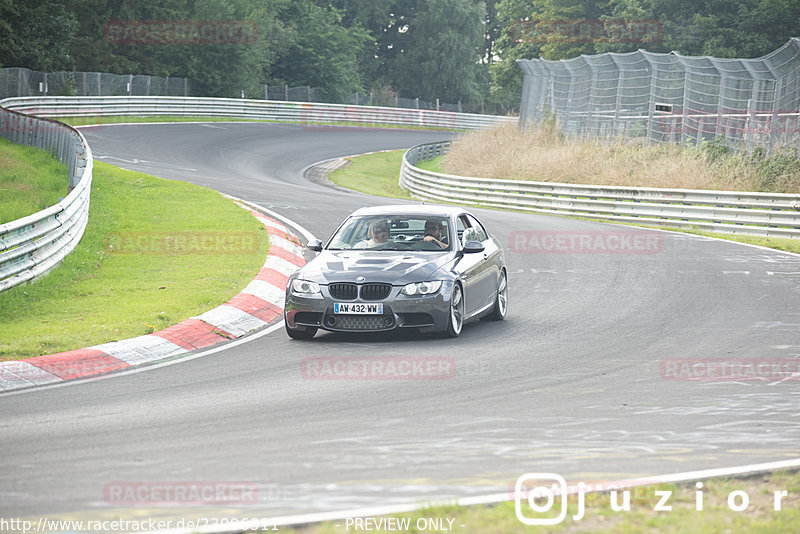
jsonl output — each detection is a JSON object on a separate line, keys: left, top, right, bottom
{"left": 350, "top": 204, "right": 471, "bottom": 218}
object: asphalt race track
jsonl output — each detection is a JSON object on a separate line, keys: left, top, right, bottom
{"left": 1, "top": 122, "right": 800, "bottom": 524}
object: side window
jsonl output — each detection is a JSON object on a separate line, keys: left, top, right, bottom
{"left": 462, "top": 215, "right": 487, "bottom": 243}
{"left": 456, "top": 216, "right": 468, "bottom": 243}
{"left": 469, "top": 216, "right": 488, "bottom": 241}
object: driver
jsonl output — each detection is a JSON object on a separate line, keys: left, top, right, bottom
{"left": 423, "top": 219, "right": 448, "bottom": 249}
{"left": 354, "top": 220, "right": 390, "bottom": 248}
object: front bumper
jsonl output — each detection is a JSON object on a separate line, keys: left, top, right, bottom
{"left": 284, "top": 282, "right": 454, "bottom": 334}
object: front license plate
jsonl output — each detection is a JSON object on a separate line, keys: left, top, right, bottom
{"left": 334, "top": 302, "right": 383, "bottom": 314}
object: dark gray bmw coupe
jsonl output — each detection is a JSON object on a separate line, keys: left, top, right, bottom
{"left": 284, "top": 204, "right": 508, "bottom": 339}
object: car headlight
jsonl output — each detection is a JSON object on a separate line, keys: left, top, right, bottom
{"left": 401, "top": 280, "right": 443, "bottom": 296}
{"left": 291, "top": 279, "right": 321, "bottom": 295}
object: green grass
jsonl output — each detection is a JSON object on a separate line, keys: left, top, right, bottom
{"left": 415, "top": 156, "right": 444, "bottom": 173}
{"left": 269, "top": 470, "right": 800, "bottom": 533}
{"left": 625, "top": 225, "right": 800, "bottom": 255}
{"left": 0, "top": 138, "right": 69, "bottom": 224}
{"left": 328, "top": 150, "right": 800, "bottom": 255}
{"left": 0, "top": 161, "right": 270, "bottom": 360}
{"left": 328, "top": 150, "right": 413, "bottom": 199}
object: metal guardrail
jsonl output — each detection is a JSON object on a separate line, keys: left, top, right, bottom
{"left": 0, "top": 95, "right": 512, "bottom": 293}
{"left": 400, "top": 142, "right": 800, "bottom": 239}
{"left": 0, "top": 105, "right": 93, "bottom": 292}
{"left": 0, "top": 96, "right": 517, "bottom": 131}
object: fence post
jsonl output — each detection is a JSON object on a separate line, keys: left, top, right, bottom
{"left": 614, "top": 72, "right": 623, "bottom": 137}
{"left": 769, "top": 79, "right": 782, "bottom": 154}
{"left": 716, "top": 75, "right": 727, "bottom": 139}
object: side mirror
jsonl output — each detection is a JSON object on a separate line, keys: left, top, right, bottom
{"left": 306, "top": 239, "right": 323, "bottom": 252}
{"left": 462, "top": 241, "right": 485, "bottom": 254}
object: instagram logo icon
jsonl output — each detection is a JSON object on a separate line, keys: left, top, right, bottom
{"left": 515, "top": 473, "right": 569, "bottom": 525}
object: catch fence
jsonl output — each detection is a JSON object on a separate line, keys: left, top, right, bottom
{"left": 517, "top": 38, "right": 800, "bottom": 153}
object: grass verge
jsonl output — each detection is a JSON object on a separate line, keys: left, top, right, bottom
{"left": 443, "top": 124, "right": 800, "bottom": 193}
{"left": 0, "top": 138, "right": 69, "bottom": 224}
{"left": 268, "top": 470, "right": 800, "bottom": 533}
{"left": 328, "top": 150, "right": 800, "bottom": 255}
{"left": 625, "top": 225, "right": 800, "bottom": 255}
{"left": 328, "top": 150, "right": 412, "bottom": 199}
{"left": 0, "top": 161, "right": 270, "bottom": 361}
{"left": 414, "top": 156, "right": 445, "bottom": 173}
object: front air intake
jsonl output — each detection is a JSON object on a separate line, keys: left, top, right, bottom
{"left": 329, "top": 283, "right": 358, "bottom": 300}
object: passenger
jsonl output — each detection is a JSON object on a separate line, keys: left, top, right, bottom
{"left": 354, "top": 220, "right": 390, "bottom": 248}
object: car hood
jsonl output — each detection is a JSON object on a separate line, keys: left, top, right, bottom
{"left": 298, "top": 250, "right": 454, "bottom": 285}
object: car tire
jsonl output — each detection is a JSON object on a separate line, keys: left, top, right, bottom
{"left": 485, "top": 270, "right": 508, "bottom": 321}
{"left": 445, "top": 283, "right": 464, "bottom": 338}
{"left": 285, "top": 322, "right": 317, "bottom": 340}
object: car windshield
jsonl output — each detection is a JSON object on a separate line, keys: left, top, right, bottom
{"left": 327, "top": 215, "right": 452, "bottom": 251}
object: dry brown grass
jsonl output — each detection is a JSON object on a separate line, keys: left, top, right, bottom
{"left": 442, "top": 124, "right": 800, "bottom": 193}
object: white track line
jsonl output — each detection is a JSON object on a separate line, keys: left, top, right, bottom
{"left": 143, "top": 458, "right": 800, "bottom": 533}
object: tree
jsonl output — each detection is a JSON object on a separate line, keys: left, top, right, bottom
{"left": 184, "top": 0, "right": 286, "bottom": 98}
{"left": 390, "top": 0, "right": 487, "bottom": 107}
{"left": 608, "top": 0, "right": 800, "bottom": 58}
{"left": 268, "top": 1, "right": 371, "bottom": 102}
{"left": 489, "top": 0, "right": 545, "bottom": 114}
{"left": 488, "top": 0, "right": 607, "bottom": 61}
{"left": 329, "top": 0, "right": 396, "bottom": 87}
{"left": 64, "top": 0, "right": 287, "bottom": 97}
{"left": 0, "top": 0, "right": 77, "bottom": 70}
